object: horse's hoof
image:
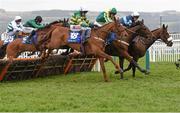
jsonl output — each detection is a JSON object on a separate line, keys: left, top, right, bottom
{"left": 115, "top": 71, "right": 120, "bottom": 74}
{"left": 145, "top": 71, "right": 150, "bottom": 75}
{"left": 104, "top": 59, "right": 109, "bottom": 62}
{"left": 120, "top": 77, "right": 128, "bottom": 80}
{"left": 104, "top": 79, "right": 109, "bottom": 82}
{"left": 142, "top": 69, "right": 147, "bottom": 73}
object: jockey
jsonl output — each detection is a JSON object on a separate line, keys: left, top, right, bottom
{"left": 120, "top": 12, "right": 140, "bottom": 28}
{"left": 6, "top": 16, "right": 23, "bottom": 37}
{"left": 70, "top": 9, "right": 92, "bottom": 41}
{"left": 70, "top": 10, "right": 91, "bottom": 27}
{"left": 23, "top": 16, "right": 45, "bottom": 44}
{"left": 95, "top": 8, "right": 117, "bottom": 27}
{"left": 24, "top": 16, "right": 44, "bottom": 29}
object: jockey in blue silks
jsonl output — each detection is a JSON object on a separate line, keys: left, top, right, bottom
{"left": 120, "top": 12, "right": 140, "bottom": 28}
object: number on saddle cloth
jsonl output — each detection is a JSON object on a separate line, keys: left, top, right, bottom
{"left": 68, "top": 25, "right": 82, "bottom": 43}
{"left": 1, "top": 32, "right": 14, "bottom": 45}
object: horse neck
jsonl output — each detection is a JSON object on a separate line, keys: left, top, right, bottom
{"left": 125, "top": 25, "right": 141, "bottom": 42}
{"left": 37, "top": 26, "right": 54, "bottom": 35}
{"left": 145, "top": 28, "right": 161, "bottom": 49}
{"left": 93, "top": 23, "right": 115, "bottom": 40}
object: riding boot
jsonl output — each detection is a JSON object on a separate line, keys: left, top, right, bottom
{"left": 81, "top": 30, "right": 86, "bottom": 43}
{"left": 27, "top": 30, "right": 36, "bottom": 43}
{"left": 84, "top": 28, "right": 91, "bottom": 43}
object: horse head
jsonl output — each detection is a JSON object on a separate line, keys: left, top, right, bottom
{"left": 135, "top": 19, "right": 154, "bottom": 38}
{"left": 159, "top": 24, "right": 173, "bottom": 47}
{"left": 113, "top": 18, "right": 129, "bottom": 37}
{"left": 62, "top": 18, "right": 70, "bottom": 27}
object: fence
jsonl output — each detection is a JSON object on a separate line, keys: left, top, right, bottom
{"left": 149, "top": 33, "right": 180, "bottom": 62}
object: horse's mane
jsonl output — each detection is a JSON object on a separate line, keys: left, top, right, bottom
{"left": 37, "top": 20, "right": 60, "bottom": 31}
{"left": 151, "top": 28, "right": 160, "bottom": 32}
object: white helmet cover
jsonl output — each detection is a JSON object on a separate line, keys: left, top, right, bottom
{"left": 14, "top": 16, "right": 22, "bottom": 21}
{"left": 131, "top": 12, "right": 140, "bottom": 17}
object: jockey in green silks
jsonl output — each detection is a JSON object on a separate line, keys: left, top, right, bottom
{"left": 70, "top": 9, "right": 93, "bottom": 42}
{"left": 95, "top": 8, "right": 118, "bottom": 27}
{"left": 23, "top": 16, "right": 45, "bottom": 44}
{"left": 70, "top": 10, "right": 91, "bottom": 27}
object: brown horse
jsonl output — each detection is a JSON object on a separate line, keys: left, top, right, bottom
{"left": 40, "top": 20, "right": 129, "bottom": 82}
{"left": 123, "top": 24, "right": 173, "bottom": 77}
{"left": 5, "top": 21, "right": 65, "bottom": 58}
{"left": 105, "top": 20, "right": 154, "bottom": 79}
{"left": 0, "top": 32, "right": 29, "bottom": 59}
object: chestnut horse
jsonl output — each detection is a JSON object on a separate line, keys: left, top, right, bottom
{"left": 123, "top": 24, "right": 173, "bottom": 77}
{"left": 40, "top": 20, "right": 129, "bottom": 82}
{"left": 105, "top": 20, "right": 154, "bottom": 79}
{"left": 0, "top": 32, "right": 29, "bottom": 59}
{"left": 5, "top": 21, "right": 65, "bottom": 59}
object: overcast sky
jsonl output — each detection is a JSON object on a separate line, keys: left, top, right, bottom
{"left": 0, "top": 0, "right": 180, "bottom": 12}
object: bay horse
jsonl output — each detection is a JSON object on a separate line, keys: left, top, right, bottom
{"left": 123, "top": 24, "right": 173, "bottom": 77}
{"left": 105, "top": 20, "right": 154, "bottom": 79}
{"left": 5, "top": 20, "right": 66, "bottom": 59}
{"left": 40, "top": 20, "right": 129, "bottom": 82}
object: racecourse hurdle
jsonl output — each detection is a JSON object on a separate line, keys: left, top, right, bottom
{"left": 0, "top": 50, "right": 98, "bottom": 81}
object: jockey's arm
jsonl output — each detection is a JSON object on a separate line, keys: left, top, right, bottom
{"left": 29, "top": 20, "right": 44, "bottom": 29}
{"left": 123, "top": 17, "right": 132, "bottom": 27}
{"left": 70, "top": 16, "right": 78, "bottom": 25}
{"left": 104, "top": 12, "right": 113, "bottom": 23}
{"left": 13, "top": 25, "right": 23, "bottom": 32}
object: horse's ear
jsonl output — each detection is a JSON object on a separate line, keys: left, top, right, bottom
{"left": 142, "top": 19, "right": 144, "bottom": 24}
{"left": 67, "top": 18, "right": 69, "bottom": 22}
{"left": 166, "top": 25, "right": 168, "bottom": 29}
{"left": 163, "top": 24, "right": 165, "bottom": 28}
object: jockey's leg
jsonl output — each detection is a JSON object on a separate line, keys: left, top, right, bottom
{"left": 85, "top": 28, "right": 91, "bottom": 38}
{"left": 27, "top": 30, "right": 36, "bottom": 42}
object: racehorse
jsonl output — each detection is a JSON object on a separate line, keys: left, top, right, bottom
{"left": 37, "top": 20, "right": 129, "bottom": 82}
{"left": 5, "top": 20, "right": 67, "bottom": 59}
{"left": 40, "top": 19, "right": 154, "bottom": 81}
{"left": 123, "top": 24, "right": 173, "bottom": 77}
{"left": 0, "top": 32, "right": 29, "bottom": 59}
{"left": 105, "top": 20, "right": 154, "bottom": 79}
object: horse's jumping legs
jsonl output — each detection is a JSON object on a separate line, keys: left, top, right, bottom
{"left": 130, "top": 60, "right": 146, "bottom": 73}
{"left": 120, "top": 51, "right": 147, "bottom": 74}
{"left": 99, "top": 58, "right": 109, "bottom": 82}
{"left": 132, "top": 65, "right": 136, "bottom": 77}
{"left": 117, "top": 57, "right": 124, "bottom": 79}
{"left": 123, "top": 63, "right": 132, "bottom": 72}
{"left": 98, "top": 51, "right": 123, "bottom": 75}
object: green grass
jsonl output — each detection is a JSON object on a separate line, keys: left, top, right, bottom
{"left": 0, "top": 58, "right": 180, "bottom": 112}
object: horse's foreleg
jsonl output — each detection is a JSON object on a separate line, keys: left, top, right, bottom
{"left": 132, "top": 65, "right": 136, "bottom": 77}
{"left": 120, "top": 51, "right": 146, "bottom": 74}
{"left": 97, "top": 51, "right": 123, "bottom": 75}
{"left": 99, "top": 58, "right": 109, "bottom": 82}
{"left": 132, "top": 59, "right": 138, "bottom": 77}
{"left": 115, "top": 56, "right": 124, "bottom": 79}
{"left": 130, "top": 60, "right": 146, "bottom": 73}
{"left": 123, "top": 63, "right": 132, "bottom": 72}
